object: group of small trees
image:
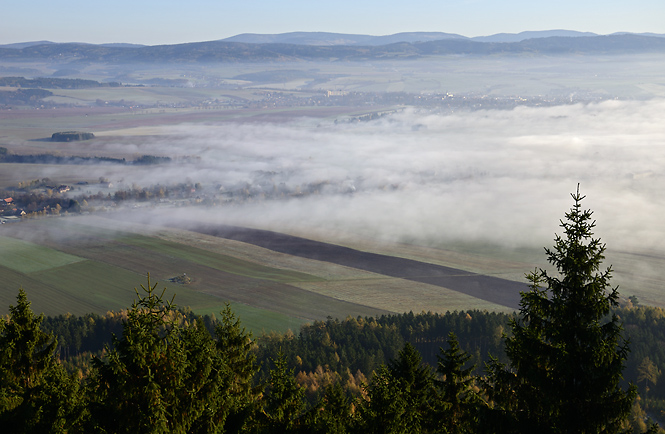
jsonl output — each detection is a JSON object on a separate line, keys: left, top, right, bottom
{"left": 0, "top": 187, "right": 658, "bottom": 433}
{"left": 0, "top": 279, "right": 265, "bottom": 433}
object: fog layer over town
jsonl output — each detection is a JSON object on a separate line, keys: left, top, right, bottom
{"left": 79, "top": 98, "right": 665, "bottom": 254}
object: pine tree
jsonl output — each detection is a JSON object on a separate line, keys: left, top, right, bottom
{"left": 0, "top": 289, "right": 82, "bottom": 433}
{"left": 86, "top": 275, "right": 232, "bottom": 433}
{"left": 261, "top": 352, "right": 307, "bottom": 433}
{"left": 307, "top": 382, "right": 354, "bottom": 434}
{"left": 360, "top": 342, "right": 435, "bottom": 434}
{"left": 494, "top": 186, "right": 637, "bottom": 434}
{"left": 436, "top": 332, "right": 480, "bottom": 434}
{"left": 180, "top": 316, "right": 233, "bottom": 434}
{"left": 215, "top": 303, "right": 260, "bottom": 433}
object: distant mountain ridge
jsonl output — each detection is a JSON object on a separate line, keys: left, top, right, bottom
{"left": 219, "top": 30, "right": 665, "bottom": 44}
{"left": 221, "top": 31, "right": 467, "bottom": 46}
{"left": 4, "top": 30, "right": 665, "bottom": 50}
{"left": 222, "top": 30, "right": 602, "bottom": 45}
{"left": 471, "top": 30, "right": 599, "bottom": 43}
{"left": 1, "top": 33, "right": 664, "bottom": 63}
{"left": 0, "top": 41, "right": 145, "bottom": 50}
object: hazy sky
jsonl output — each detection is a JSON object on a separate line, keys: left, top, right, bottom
{"left": 1, "top": 0, "right": 663, "bottom": 45}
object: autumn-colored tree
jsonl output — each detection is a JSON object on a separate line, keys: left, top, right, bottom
{"left": 637, "top": 357, "right": 660, "bottom": 402}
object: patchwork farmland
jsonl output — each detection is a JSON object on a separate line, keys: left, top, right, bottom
{"left": 0, "top": 215, "right": 523, "bottom": 332}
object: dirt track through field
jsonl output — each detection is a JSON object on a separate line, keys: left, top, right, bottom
{"left": 179, "top": 223, "right": 528, "bottom": 309}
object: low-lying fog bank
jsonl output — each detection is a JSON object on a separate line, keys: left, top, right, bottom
{"left": 78, "top": 99, "right": 665, "bottom": 252}
{"left": 7, "top": 99, "right": 665, "bottom": 256}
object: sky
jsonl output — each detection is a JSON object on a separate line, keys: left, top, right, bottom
{"left": 1, "top": 0, "right": 663, "bottom": 45}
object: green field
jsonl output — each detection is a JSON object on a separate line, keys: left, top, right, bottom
{"left": 0, "top": 236, "right": 85, "bottom": 273}
{"left": 2, "top": 212, "right": 665, "bottom": 333}
{"left": 0, "top": 216, "right": 519, "bottom": 330}
{"left": 119, "top": 235, "right": 324, "bottom": 283}
{"left": 0, "top": 218, "right": 393, "bottom": 332}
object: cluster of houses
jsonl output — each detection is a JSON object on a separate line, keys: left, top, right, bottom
{"left": 1, "top": 197, "right": 24, "bottom": 221}
{"left": 0, "top": 184, "right": 69, "bottom": 219}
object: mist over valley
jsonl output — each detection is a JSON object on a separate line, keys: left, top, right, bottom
{"left": 2, "top": 33, "right": 665, "bottom": 324}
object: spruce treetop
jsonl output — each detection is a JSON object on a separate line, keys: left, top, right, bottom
{"left": 499, "top": 185, "right": 636, "bottom": 434}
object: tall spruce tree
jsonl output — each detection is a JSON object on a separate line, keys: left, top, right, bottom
{"left": 307, "top": 382, "right": 354, "bottom": 434}
{"left": 214, "top": 303, "right": 261, "bottom": 433}
{"left": 360, "top": 342, "right": 436, "bottom": 434}
{"left": 86, "top": 276, "right": 232, "bottom": 433}
{"left": 0, "top": 289, "right": 82, "bottom": 433}
{"left": 436, "top": 332, "right": 481, "bottom": 434}
{"left": 261, "top": 352, "right": 308, "bottom": 433}
{"left": 494, "top": 186, "right": 636, "bottom": 433}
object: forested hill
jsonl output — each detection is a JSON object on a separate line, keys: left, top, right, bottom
{"left": 40, "top": 302, "right": 665, "bottom": 406}
{"left": 8, "top": 291, "right": 665, "bottom": 433}
{"left": 1, "top": 34, "right": 665, "bottom": 63}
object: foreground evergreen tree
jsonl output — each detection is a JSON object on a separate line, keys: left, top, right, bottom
{"left": 307, "top": 382, "right": 355, "bottom": 434}
{"left": 435, "top": 332, "right": 481, "bottom": 434}
{"left": 360, "top": 342, "right": 436, "bottom": 434}
{"left": 0, "top": 289, "right": 82, "bottom": 433}
{"left": 489, "top": 186, "right": 637, "bottom": 434}
{"left": 260, "top": 352, "right": 308, "bottom": 433}
{"left": 215, "top": 303, "right": 261, "bottom": 433}
{"left": 86, "top": 276, "right": 232, "bottom": 433}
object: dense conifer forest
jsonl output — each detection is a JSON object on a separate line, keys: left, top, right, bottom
{"left": 1, "top": 188, "right": 664, "bottom": 433}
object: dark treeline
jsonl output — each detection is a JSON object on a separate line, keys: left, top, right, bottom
{"left": 256, "top": 310, "right": 510, "bottom": 380}
{"left": 0, "top": 152, "right": 170, "bottom": 166}
{"left": 41, "top": 308, "right": 219, "bottom": 373}
{"left": 0, "top": 76, "right": 120, "bottom": 107}
{"left": 41, "top": 307, "right": 511, "bottom": 379}
{"left": 0, "top": 178, "right": 200, "bottom": 218}
{"left": 621, "top": 306, "right": 665, "bottom": 416}
{"left": 0, "top": 154, "right": 126, "bottom": 165}
{"left": 39, "top": 301, "right": 665, "bottom": 408}
{"left": 1, "top": 191, "right": 82, "bottom": 215}
{"left": 0, "top": 88, "right": 53, "bottom": 106}
{"left": 2, "top": 287, "right": 659, "bottom": 433}
{"left": 0, "top": 76, "right": 121, "bottom": 89}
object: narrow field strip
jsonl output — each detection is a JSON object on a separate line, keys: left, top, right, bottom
{"left": 285, "top": 230, "right": 536, "bottom": 275}
{"left": 292, "top": 277, "right": 512, "bottom": 314}
{"left": 191, "top": 303, "right": 307, "bottom": 335}
{"left": 153, "top": 227, "right": 386, "bottom": 281}
{"left": 179, "top": 223, "right": 529, "bottom": 309}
